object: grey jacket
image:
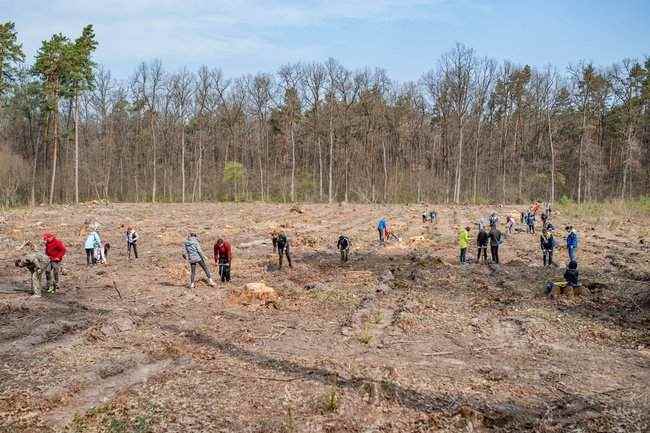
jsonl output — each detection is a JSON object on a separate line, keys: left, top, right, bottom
{"left": 183, "top": 236, "right": 206, "bottom": 263}
{"left": 16, "top": 251, "right": 50, "bottom": 274}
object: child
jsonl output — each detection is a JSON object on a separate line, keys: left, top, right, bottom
{"left": 84, "top": 230, "right": 101, "bottom": 266}
{"left": 506, "top": 216, "right": 515, "bottom": 234}
{"left": 458, "top": 226, "right": 471, "bottom": 264}
{"left": 213, "top": 238, "right": 232, "bottom": 283}
{"left": 125, "top": 227, "right": 139, "bottom": 259}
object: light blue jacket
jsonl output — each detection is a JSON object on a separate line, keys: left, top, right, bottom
{"left": 377, "top": 218, "right": 387, "bottom": 231}
{"left": 84, "top": 231, "right": 101, "bottom": 249}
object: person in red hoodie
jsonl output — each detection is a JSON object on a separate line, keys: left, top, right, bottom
{"left": 43, "top": 232, "right": 66, "bottom": 293}
{"left": 213, "top": 238, "right": 232, "bottom": 283}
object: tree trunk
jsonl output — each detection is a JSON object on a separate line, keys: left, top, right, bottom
{"left": 181, "top": 123, "right": 186, "bottom": 203}
{"left": 453, "top": 120, "right": 464, "bottom": 204}
{"left": 621, "top": 124, "right": 633, "bottom": 199}
{"left": 547, "top": 111, "right": 556, "bottom": 204}
{"left": 74, "top": 94, "right": 80, "bottom": 204}
{"left": 151, "top": 114, "right": 157, "bottom": 202}
{"left": 472, "top": 118, "right": 481, "bottom": 204}
{"left": 317, "top": 136, "right": 323, "bottom": 201}
{"left": 328, "top": 103, "right": 334, "bottom": 203}
{"left": 49, "top": 100, "right": 59, "bottom": 205}
{"left": 382, "top": 135, "right": 388, "bottom": 202}
{"left": 577, "top": 110, "right": 587, "bottom": 204}
{"left": 290, "top": 118, "right": 295, "bottom": 202}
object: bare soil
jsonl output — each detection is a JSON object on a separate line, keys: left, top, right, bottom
{"left": 1, "top": 203, "right": 648, "bottom": 433}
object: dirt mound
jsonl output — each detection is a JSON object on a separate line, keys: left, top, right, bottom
{"left": 228, "top": 282, "right": 279, "bottom": 306}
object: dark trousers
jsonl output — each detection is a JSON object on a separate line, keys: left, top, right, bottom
{"left": 85, "top": 248, "right": 95, "bottom": 265}
{"left": 490, "top": 245, "right": 499, "bottom": 264}
{"left": 45, "top": 261, "right": 60, "bottom": 291}
{"left": 219, "top": 259, "right": 231, "bottom": 282}
{"left": 128, "top": 242, "right": 138, "bottom": 259}
{"left": 340, "top": 248, "right": 349, "bottom": 262}
{"left": 190, "top": 259, "right": 211, "bottom": 284}
{"left": 378, "top": 228, "right": 384, "bottom": 243}
{"left": 477, "top": 246, "right": 487, "bottom": 263}
{"left": 460, "top": 248, "right": 467, "bottom": 263}
{"left": 278, "top": 246, "right": 292, "bottom": 269}
{"left": 543, "top": 249, "right": 553, "bottom": 266}
{"left": 528, "top": 224, "right": 535, "bottom": 234}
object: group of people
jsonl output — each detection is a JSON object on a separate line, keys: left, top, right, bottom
{"left": 459, "top": 203, "right": 581, "bottom": 293}
{"left": 14, "top": 233, "right": 66, "bottom": 297}
{"left": 182, "top": 234, "right": 233, "bottom": 288}
{"left": 15, "top": 202, "right": 581, "bottom": 298}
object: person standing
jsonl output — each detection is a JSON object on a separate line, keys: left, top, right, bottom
{"left": 337, "top": 235, "right": 351, "bottom": 263}
{"left": 566, "top": 226, "right": 579, "bottom": 262}
{"left": 476, "top": 227, "right": 489, "bottom": 264}
{"left": 182, "top": 233, "right": 215, "bottom": 289}
{"left": 213, "top": 238, "right": 232, "bottom": 283}
{"left": 458, "top": 226, "right": 470, "bottom": 264}
{"left": 126, "top": 227, "right": 139, "bottom": 259}
{"left": 272, "top": 232, "right": 292, "bottom": 269}
{"left": 526, "top": 212, "right": 536, "bottom": 234}
{"left": 540, "top": 229, "right": 555, "bottom": 267}
{"left": 43, "top": 232, "right": 66, "bottom": 293}
{"left": 506, "top": 216, "right": 515, "bottom": 234}
{"left": 488, "top": 225, "right": 502, "bottom": 264}
{"left": 84, "top": 229, "right": 101, "bottom": 265}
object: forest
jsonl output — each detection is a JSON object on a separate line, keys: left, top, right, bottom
{"left": 1, "top": 22, "right": 649, "bottom": 206}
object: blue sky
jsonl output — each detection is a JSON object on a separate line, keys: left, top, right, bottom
{"left": 3, "top": 0, "right": 649, "bottom": 82}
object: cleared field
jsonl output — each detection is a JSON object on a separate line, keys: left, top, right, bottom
{"left": 1, "top": 203, "right": 649, "bottom": 433}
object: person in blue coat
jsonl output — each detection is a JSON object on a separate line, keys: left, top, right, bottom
{"left": 565, "top": 226, "right": 579, "bottom": 262}
{"left": 377, "top": 218, "right": 388, "bottom": 244}
{"left": 84, "top": 230, "right": 101, "bottom": 266}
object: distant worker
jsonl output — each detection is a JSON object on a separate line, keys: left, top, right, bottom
{"left": 422, "top": 210, "right": 437, "bottom": 223}
{"left": 531, "top": 201, "right": 541, "bottom": 215}
{"left": 272, "top": 232, "right": 292, "bottom": 269}
{"left": 476, "top": 227, "right": 489, "bottom": 264}
{"left": 43, "top": 232, "right": 66, "bottom": 293}
{"left": 377, "top": 217, "right": 388, "bottom": 244}
{"left": 337, "top": 235, "right": 351, "bottom": 263}
{"left": 458, "top": 226, "right": 471, "bottom": 264}
{"left": 564, "top": 260, "right": 580, "bottom": 288}
{"left": 15, "top": 251, "right": 50, "bottom": 298}
{"left": 213, "top": 238, "right": 232, "bottom": 283}
{"left": 565, "top": 226, "right": 579, "bottom": 262}
{"left": 489, "top": 225, "right": 502, "bottom": 264}
{"left": 182, "top": 233, "right": 215, "bottom": 289}
{"left": 506, "top": 216, "right": 515, "bottom": 234}
{"left": 540, "top": 229, "right": 555, "bottom": 267}
{"left": 125, "top": 226, "right": 139, "bottom": 259}
{"left": 525, "top": 211, "right": 536, "bottom": 234}
{"left": 84, "top": 229, "right": 101, "bottom": 266}
{"left": 488, "top": 212, "right": 499, "bottom": 228}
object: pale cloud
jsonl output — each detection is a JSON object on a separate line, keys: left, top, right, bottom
{"left": 3, "top": 0, "right": 474, "bottom": 77}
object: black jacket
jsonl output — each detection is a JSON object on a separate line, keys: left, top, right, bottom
{"left": 488, "top": 228, "right": 502, "bottom": 246}
{"left": 477, "top": 230, "right": 489, "bottom": 246}
{"left": 564, "top": 268, "right": 579, "bottom": 287}
{"left": 337, "top": 236, "right": 350, "bottom": 250}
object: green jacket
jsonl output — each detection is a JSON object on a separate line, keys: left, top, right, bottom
{"left": 458, "top": 229, "right": 470, "bottom": 249}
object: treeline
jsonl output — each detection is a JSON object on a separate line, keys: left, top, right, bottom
{"left": 1, "top": 22, "right": 649, "bottom": 206}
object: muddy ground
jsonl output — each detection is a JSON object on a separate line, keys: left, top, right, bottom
{"left": 0, "top": 203, "right": 648, "bottom": 433}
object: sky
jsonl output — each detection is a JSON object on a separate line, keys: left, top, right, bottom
{"left": 3, "top": 0, "right": 649, "bottom": 82}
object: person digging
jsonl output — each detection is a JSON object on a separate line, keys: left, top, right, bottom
{"left": 213, "top": 238, "right": 233, "bottom": 283}
{"left": 272, "top": 232, "right": 292, "bottom": 269}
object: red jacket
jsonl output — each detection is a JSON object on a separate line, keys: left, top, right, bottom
{"left": 45, "top": 238, "right": 66, "bottom": 262}
{"left": 213, "top": 241, "right": 232, "bottom": 263}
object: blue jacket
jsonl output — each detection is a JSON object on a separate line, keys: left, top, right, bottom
{"left": 377, "top": 218, "right": 387, "bottom": 231}
{"left": 84, "top": 231, "right": 101, "bottom": 249}
{"left": 567, "top": 231, "right": 579, "bottom": 248}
